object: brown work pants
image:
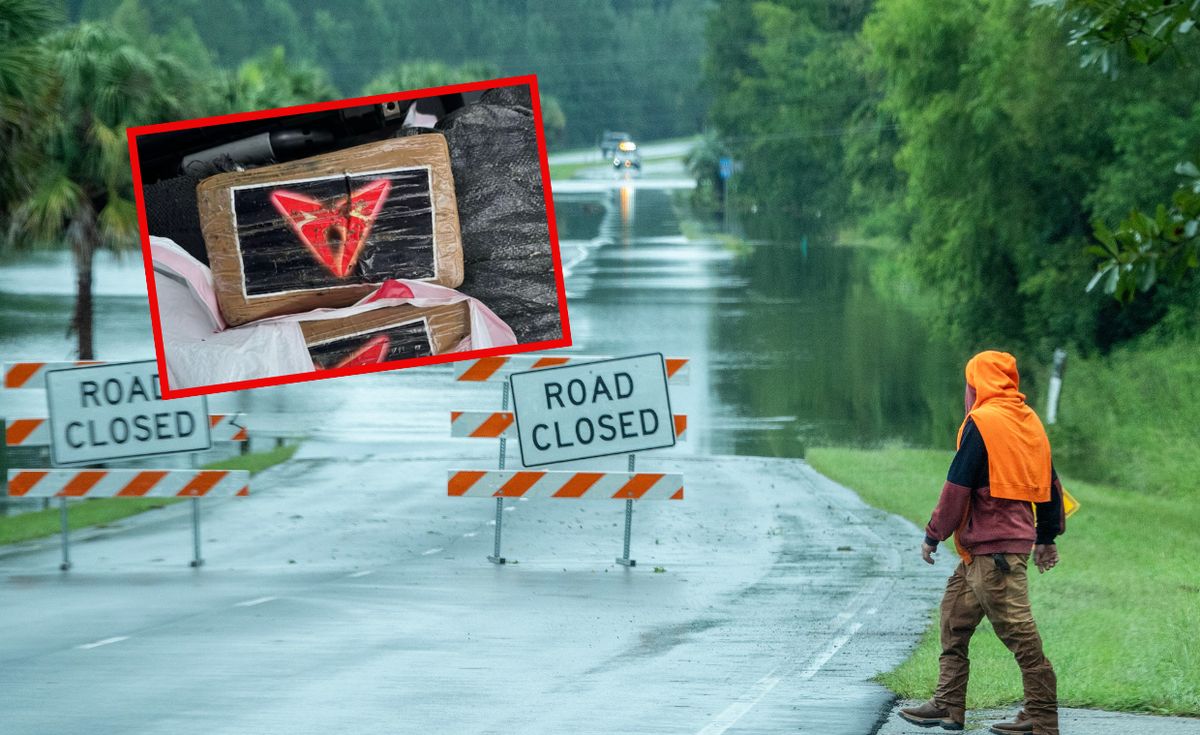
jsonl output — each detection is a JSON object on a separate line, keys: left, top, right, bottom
{"left": 934, "top": 553, "right": 1058, "bottom": 735}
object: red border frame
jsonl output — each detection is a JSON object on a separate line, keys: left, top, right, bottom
{"left": 126, "top": 74, "right": 571, "bottom": 399}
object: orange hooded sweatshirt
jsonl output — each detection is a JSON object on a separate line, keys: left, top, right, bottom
{"left": 924, "top": 351, "right": 1065, "bottom": 563}
{"left": 958, "top": 351, "right": 1053, "bottom": 504}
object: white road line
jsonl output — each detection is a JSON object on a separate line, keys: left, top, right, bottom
{"left": 797, "top": 622, "right": 864, "bottom": 680}
{"left": 77, "top": 636, "right": 129, "bottom": 650}
{"left": 462, "top": 532, "right": 477, "bottom": 538}
{"left": 233, "top": 596, "right": 277, "bottom": 607}
{"left": 503, "top": 506, "right": 515, "bottom": 512}
{"left": 347, "top": 570, "right": 373, "bottom": 578}
{"left": 421, "top": 547, "right": 443, "bottom": 556}
{"left": 695, "top": 622, "right": 863, "bottom": 734}
{"left": 695, "top": 672, "right": 782, "bottom": 735}
{"left": 692, "top": 579, "right": 882, "bottom": 735}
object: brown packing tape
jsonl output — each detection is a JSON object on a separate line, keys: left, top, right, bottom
{"left": 299, "top": 302, "right": 471, "bottom": 369}
{"left": 197, "top": 135, "right": 464, "bottom": 326}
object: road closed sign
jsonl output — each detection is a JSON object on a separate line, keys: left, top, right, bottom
{"left": 509, "top": 353, "right": 675, "bottom": 467}
{"left": 44, "top": 360, "right": 211, "bottom": 465}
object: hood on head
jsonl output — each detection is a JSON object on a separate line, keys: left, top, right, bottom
{"left": 965, "top": 350, "right": 1022, "bottom": 408}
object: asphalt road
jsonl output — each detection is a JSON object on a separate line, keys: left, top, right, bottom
{"left": 1, "top": 171, "right": 944, "bottom": 733}
{"left": 1, "top": 440, "right": 941, "bottom": 734}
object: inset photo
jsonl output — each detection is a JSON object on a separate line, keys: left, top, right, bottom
{"left": 128, "top": 75, "right": 568, "bottom": 398}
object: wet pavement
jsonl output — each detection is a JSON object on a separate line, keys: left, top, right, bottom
{"left": 0, "top": 444, "right": 942, "bottom": 734}
{"left": 0, "top": 167, "right": 955, "bottom": 732}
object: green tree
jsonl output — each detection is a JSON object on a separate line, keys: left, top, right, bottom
{"left": 685, "top": 129, "right": 729, "bottom": 217}
{"left": 218, "top": 46, "right": 339, "bottom": 113}
{"left": 83, "top": 0, "right": 712, "bottom": 146}
{"left": 0, "top": 0, "right": 60, "bottom": 214}
{"left": 862, "top": 0, "right": 1124, "bottom": 349}
{"left": 5, "top": 23, "right": 199, "bottom": 358}
{"left": 360, "top": 61, "right": 499, "bottom": 97}
{"left": 1042, "top": 0, "right": 1200, "bottom": 301}
{"left": 704, "top": 0, "right": 874, "bottom": 238}
{"left": 1040, "top": 0, "right": 1199, "bottom": 70}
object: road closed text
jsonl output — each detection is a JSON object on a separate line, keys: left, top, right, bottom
{"left": 509, "top": 354, "right": 675, "bottom": 466}
{"left": 45, "top": 361, "right": 211, "bottom": 465}
{"left": 533, "top": 372, "right": 663, "bottom": 451}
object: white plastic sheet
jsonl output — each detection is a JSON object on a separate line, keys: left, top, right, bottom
{"left": 150, "top": 236, "right": 516, "bottom": 390}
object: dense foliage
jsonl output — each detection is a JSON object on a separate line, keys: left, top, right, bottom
{"left": 703, "top": 0, "right": 1200, "bottom": 355}
{"left": 72, "top": 0, "right": 711, "bottom": 146}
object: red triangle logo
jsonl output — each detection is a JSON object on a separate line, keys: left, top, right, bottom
{"left": 313, "top": 333, "right": 391, "bottom": 371}
{"left": 270, "top": 179, "right": 391, "bottom": 278}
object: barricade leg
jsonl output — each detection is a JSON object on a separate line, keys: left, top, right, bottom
{"left": 488, "top": 382, "right": 509, "bottom": 565}
{"left": 59, "top": 498, "right": 71, "bottom": 571}
{"left": 617, "top": 454, "right": 636, "bottom": 567}
{"left": 189, "top": 498, "right": 204, "bottom": 567}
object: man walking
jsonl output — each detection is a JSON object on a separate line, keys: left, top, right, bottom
{"left": 899, "top": 351, "right": 1066, "bottom": 735}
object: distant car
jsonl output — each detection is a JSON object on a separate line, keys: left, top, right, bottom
{"left": 599, "top": 130, "right": 632, "bottom": 160}
{"left": 611, "top": 139, "right": 641, "bottom": 174}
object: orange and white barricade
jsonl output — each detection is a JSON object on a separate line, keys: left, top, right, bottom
{"left": 5, "top": 414, "right": 248, "bottom": 447}
{"left": 449, "top": 352, "right": 689, "bottom": 566}
{"left": 448, "top": 470, "right": 683, "bottom": 500}
{"left": 6, "top": 469, "right": 250, "bottom": 498}
{"left": 5, "top": 468, "right": 250, "bottom": 570}
{"left": 3, "top": 358, "right": 254, "bottom": 570}
{"left": 4, "top": 361, "right": 103, "bottom": 389}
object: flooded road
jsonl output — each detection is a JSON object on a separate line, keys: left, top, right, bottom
{"left": 1, "top": 185, "right": 960, "bottom": 457}
{"left": 0, "top": 180, "right": 949, "bottom": 735}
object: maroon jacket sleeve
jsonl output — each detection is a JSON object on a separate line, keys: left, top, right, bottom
{"left": 924, "top": 481, "right": 971, "bottom": 547}
{"left": 924, "top": 419, "right": 986, "bottom": 548}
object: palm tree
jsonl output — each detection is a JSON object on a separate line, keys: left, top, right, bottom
{"left": 5, "top": 22, "right": 197, "bottom": 359}
{"left": 0, "top": 0, "right": 60, "bottom": 214}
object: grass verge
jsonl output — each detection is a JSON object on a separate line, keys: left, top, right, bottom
{"left": 808, "top": 446, "right": 1200, "bottom": 716}
{"left": 0, "top": 443, "right": 299, "bottom": 547}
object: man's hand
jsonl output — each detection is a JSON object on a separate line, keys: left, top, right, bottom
{"left": 921, "top": 541, "right": 937, "bottom": 565}
{"left": 1034, "top": 543, "right": 1059, "bottom": 573}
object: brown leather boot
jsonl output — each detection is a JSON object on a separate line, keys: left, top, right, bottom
{"left": 898, "top": 700, "right": 964, "bottom": 730}
{"left": 989, "top": 710, "right": 1035, "bottom": 734}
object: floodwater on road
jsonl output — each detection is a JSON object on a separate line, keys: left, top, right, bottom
{"left": 0, "top": 185, "right": 961, "bottom": 458}
{"left": 0, "top": 182, "right": 956, "bottom": 734}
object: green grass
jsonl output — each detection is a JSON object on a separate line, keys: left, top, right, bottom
{"left": 1051, "top": 336, "right": 1200, "bottom": 496}
{"left": 807, "top": 446, "right": 1200, "bottom": 715}
{"left": 0, "top": 443, "right": 299, "bottom": 547}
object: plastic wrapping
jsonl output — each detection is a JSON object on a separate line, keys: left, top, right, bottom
{"left": 150, "top": 237, "right": 513, "bottom": 391}
{"left": 299, "top": 301, "right": 470, "bottom": 370}
{"left": 196, "top": 134, "right": 463, "bottom": 326}
{"left": 438, "top": 86, "right": 561, "bottom": 343}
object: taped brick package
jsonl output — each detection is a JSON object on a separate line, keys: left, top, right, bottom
{"left": 299, "top": 301, "right": 470, "bottom": 371}
{"left": 196, "top": 134, "right": 464, "bottom": 326}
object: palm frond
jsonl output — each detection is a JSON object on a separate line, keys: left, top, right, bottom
{"left": 6, "top": 166, "right": 85, "bottom": 248}
{"left": 97, "top": 191, "right": 138, "bottom": 250}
